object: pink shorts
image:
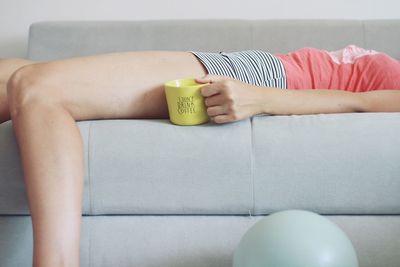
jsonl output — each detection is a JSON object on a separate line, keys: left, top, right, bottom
{"left": 275, "top": 45, "right": 400, "bottom": 92}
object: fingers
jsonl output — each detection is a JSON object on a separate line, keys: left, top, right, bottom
{"left": 206, "top": 105, "right": 226, "bottom": 117}
{"left": 195, "top": 74, "right": 226, "bottom": 84}
{"left": 195, "top": 74, "right": 239, "bottom": 124}
{"left": 206, "top": 103, "right": 237, "bottom": 124}
{"left": 208, "top": 109, "right": 232, "bottom": 124}
{"left": 201, "top": 84, "right": 220, "bottom": 97}
{"left": 204, "top": 93, "right": 224, "bottom": 107}
{"left": 213, "top": 115, "right": 231, "bottom": 124}
{"left": 196, "top": 74, "right": 233, "bottom": 97}
{"left": 204, "top": 90, "right": 228, "bottom": 118}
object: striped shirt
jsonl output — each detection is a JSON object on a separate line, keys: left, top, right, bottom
{"left": 188, "top": 50, "right": 287, "bottom": 89}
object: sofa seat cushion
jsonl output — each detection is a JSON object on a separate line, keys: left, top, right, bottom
{"left": 1, "top": 112, "right": 399, "bottom": 215}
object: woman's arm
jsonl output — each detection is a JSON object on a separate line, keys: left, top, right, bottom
{"left": 358, "top": 89, "right": 400, "bottom": 112}
{"left": 260, "top": 88, "right": 400, "bottom": 115}
{"left": 196, "top": 74, "right": 400, "bottom": 124}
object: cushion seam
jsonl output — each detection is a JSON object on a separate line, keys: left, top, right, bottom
{"left": 88, "top": 121, "right": 93, "bottom": 215}
{"left": 88, "top": 122, "right": 93, "bottom": 267}
{"left": 250, "top": 117, "right": 255, "bottom": 215}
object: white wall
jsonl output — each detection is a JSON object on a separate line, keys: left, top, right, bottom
{"left": 1, "top": 0, "right": 400, "bottom": 58}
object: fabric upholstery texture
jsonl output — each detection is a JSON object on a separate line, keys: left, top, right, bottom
{"left": 27, "top": 20, "right": 400, "bottom": 61}
{"left": 1, "top": 216, "right": 399, "bottom": 267}
{"left": 2, "top": 114, "right": 400, "bottom": 216}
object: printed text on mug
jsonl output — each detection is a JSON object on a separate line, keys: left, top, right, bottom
{"left": 177, "top": 96, "right": 196, "bottom": 114}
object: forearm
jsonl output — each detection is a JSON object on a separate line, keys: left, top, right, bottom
{"left": 258, "top": 87, "right": 366, "bottom": 115}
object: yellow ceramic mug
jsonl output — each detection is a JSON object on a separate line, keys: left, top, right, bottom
{"left": 164, "top": 77, "right": 210, "bottom": 126}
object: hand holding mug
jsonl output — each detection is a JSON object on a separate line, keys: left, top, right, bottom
{"left": 195, "top": 74, "right": 265, "bottom": 124}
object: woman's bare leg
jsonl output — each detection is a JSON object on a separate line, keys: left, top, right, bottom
{"left": 0, "top": 58, "right": 34, "bottom": 123}
{"left": 7, "top": 50, "right": 207, "bottom": 267}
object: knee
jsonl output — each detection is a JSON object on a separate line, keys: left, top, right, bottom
{"left": 7, "top": 63, "right": 57, "bottom": 118}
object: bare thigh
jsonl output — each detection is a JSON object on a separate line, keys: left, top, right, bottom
{"left": 23, "top": 51, "right": 208, "bottom": 120}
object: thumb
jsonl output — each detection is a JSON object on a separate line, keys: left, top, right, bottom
{"left": 195, "top": 74, "right": 224, "bottom": 84}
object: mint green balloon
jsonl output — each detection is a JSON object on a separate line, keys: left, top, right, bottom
{"left": 233, "top": 210, "right": 358, "bottom": 267}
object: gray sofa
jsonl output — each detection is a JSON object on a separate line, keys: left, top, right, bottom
{"left": 1, "top": 20, "right": 400, "bottom": 267}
